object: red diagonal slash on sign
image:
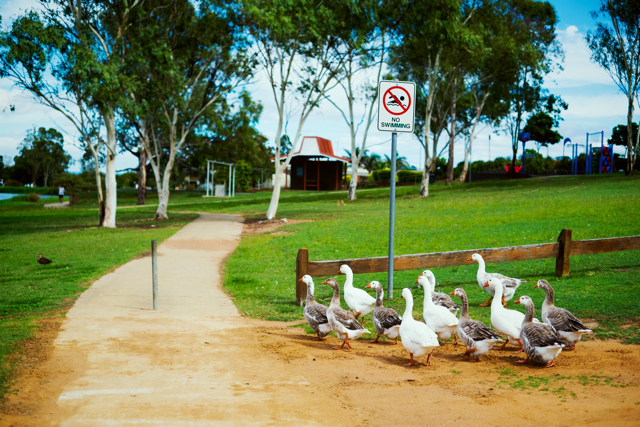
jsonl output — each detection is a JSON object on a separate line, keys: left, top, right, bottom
{"left": 383, "top": 86, "right": 411, "bottom": 116}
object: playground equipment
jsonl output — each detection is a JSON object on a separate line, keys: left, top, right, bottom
{"left": 566, "top": 132, "right": 614, "bottom": 175}
{"left": 586, "top": 131, "right": 614, "bottom": 174}
{"left": 205, "top": 160, "right": 236, "bottom": 197}
{"left": 519, "top": 132, "right": 530, "bottom": 174}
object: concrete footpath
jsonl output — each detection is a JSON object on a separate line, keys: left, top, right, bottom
{"left": 32, "top": 214, "right": 332, "bottom": 426}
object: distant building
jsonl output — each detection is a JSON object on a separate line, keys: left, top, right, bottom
{"left": 273, "top": 137, "right": 349, "bottom": 191}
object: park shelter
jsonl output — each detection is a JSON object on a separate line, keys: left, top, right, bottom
{"left": 274, "top": 137, "right": 349, "bottom": 191}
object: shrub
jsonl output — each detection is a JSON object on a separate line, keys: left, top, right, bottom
{"left": 376, "top": 168, "right": 392, "bottom": 182}
{"left": 5, "top": 179, "right": 23, "bottom": 187}
{"left": 25, "top": 193, "right": 40, "bottom": 202}
{"left": 235, "top": 160, "right": 252, "bottom": 192}
{"left": 397, "top": 170, "right": 423, "bottom": 183}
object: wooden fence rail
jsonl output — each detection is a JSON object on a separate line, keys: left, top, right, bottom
{"left": 295, "top": 229, "right": 640, "bottom": 306}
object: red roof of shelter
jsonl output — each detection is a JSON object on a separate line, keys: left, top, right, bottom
{"left": 272, "top": 136, "right": 349, "bottom": 162}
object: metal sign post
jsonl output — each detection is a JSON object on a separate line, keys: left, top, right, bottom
{"left": 377, "top": 80, "right": 416, "bottom": 300}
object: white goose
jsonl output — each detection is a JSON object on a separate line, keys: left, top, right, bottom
{"left": 416, "top": 275, "right": 458, "bottom": 344}
{"left": 469, "top": 253, "right": 526, "bottom": 306}
{"left": 420, "top": 270, "right": 460, "bottom": 315}
{"left": 515, "top": 296, "right": 565, "bottom": 367}
{"left": 483, "top": 278, "right": 525, "bottom": 352}
{"left": 340, "top": 264, "right": 376, "bottom": 322}
{"left": 399, "top": 288, "right": 440, "bottom": 366}
{"left": 321, "top": 278, "right": 370, "bottom": 350}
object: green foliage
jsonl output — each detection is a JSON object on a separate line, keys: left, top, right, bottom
{"left": 4, "top": 179, "right": 23, "bottom": 187}
{"left": 25, "top": 193, "right": 40, "bottom": 202}
{"left": 116, "top": 172, "right": 138, "bottom": 189}
{"left": 235, "top": 160, "right": 252, "bottom": 192}
{"left": 13, "top": 127, "right": 71, "bottom": 187}
{"left": 609, "top": 123, "right": 639, "bottom": 146}
{"left": 396, "top": 170, "right": 423, "bottom": 183}
{"left": 523, "top": 112, "right": 563, "bottom": 146}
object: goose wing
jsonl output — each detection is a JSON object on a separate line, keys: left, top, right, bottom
{"left": 488, "top": 272, "right": 525, "bottom": 288}
{"left": 334, "top": 307, "right": 366, "bottom": 331}
{"left": 522, "top": 323, "right": 563, "bottom": 348}
{"left": 461, "top": 318, "right": 501, "bottom": 341}
{"left": 546, "top": 307, "right": 591, "bottom": 332}
{"left": 305, "top": 303, "right": 328, "bottom": 325}
{"left": 432, "top": 292, "right": 461, "bottom": 311}
{"left": 375, "top": 307, "right": 402, "bottom": 330}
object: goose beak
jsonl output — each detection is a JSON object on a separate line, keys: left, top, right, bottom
{"left": 449, "top": 290, "right": 455, "bottom": 295}
{"left": 365, "top": 283, "right": 371, "bottom": 289}
{"left": 514, "top": 298, "right": 521, "bottom": 304}
{"left": 483, "top": 281, "right": 489, "bottom": 288}
{"left": 414, "top": 279, "right": 419, "bottom": 284}
{"left": 321, "top": 279, "right": 328, "bottom": 285}
{"left": 298, "top": 278, "right": 303, "bottom": 282}
{"left": 401, "top": 295, "right": 404, "bottom": 299}
{"left": 467, "top": 257, "right": 473, "bottom": 261}
{"left": 534, "top": 284, "right": 539, "bottom": 288}
{"left": 418, "top": 273, "right": 423, "bottom": 277}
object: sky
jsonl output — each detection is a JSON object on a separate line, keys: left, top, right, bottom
{"left": 0, "top": 0, "right": 631, "bottom": 174}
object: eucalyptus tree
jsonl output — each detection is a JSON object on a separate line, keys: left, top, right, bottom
{"left": 587, "top": 0, "right": 640, "bottom": 175}
{"left": 246, "top": 0, "right": 353, "bottom": 219}
{"left": 499, "top": 0, "right": 564, "bottom": 176}
{"left": 125, "top": 0, "right": 253, "bottom": 220}
{"left": 390, "top": 0, "right": 459, "bottom": 196}
{"left": 0, "top": 0, "right": 142, "bottom": 227}
{"left": 324, "top": 2, "right": 390, "bottom": 200}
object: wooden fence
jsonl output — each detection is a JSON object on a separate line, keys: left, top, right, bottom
{"left": 294, "top": 229, "right": 640, "bottom": 306}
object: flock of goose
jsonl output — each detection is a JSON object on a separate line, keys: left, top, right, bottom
{"left": 299, "top": 253, "right": 592, "bottom": 368}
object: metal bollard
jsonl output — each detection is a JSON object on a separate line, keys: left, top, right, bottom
{"left": 152, "top": 239, "right": 158, "bottom": 310}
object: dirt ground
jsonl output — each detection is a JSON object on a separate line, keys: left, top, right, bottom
{"left": 1, "top": 215, "right": 639, "bottom": 426}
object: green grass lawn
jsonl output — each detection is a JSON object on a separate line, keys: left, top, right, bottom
{"left": 0, "top": 196, "right": 197, "bottom": 400}
{"left": 158, "top": 173, "right": 640, "bottom": 345}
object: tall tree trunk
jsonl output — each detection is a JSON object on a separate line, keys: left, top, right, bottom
{"left": 266, "top": 174, "right": 282, "bottom": 219}
{"left": 446, "top": 91, "right": 457, "bottom": 185}
{"left": 511, "top": 145, "right": 518, "bottom": 178}
{"left": 627, "top": 95, "right": 634, "bottom": 175}
{"left": 154, "top": 134, "right": 177, "bottom": 220}
{"left": 419, "top": 51, "right": 440, "bottom": 198}
{"left": 348, "top": 169, "right": 358, "bottom": 200}
{"left": 137, "top": 144, "right": 146, "bottom": 205}
{"left": 88, "top": 141, "right": 105, "bottom": 226}
{"left": 102, "top": 108, "right": 117, "bottom": 228}
{"left": 458, "top": 139, "right": 472, "bottom": 183}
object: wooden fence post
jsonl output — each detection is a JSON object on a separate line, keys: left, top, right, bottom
{"left": 555, "top": 229, "right": 572, "bottom": 277}
{"left": 296, "top": 248, "right": 309, "bottom": 307}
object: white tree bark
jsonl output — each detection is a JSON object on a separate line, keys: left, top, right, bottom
{"left": 458, "top": 92, "right": 489, "bottom": 183}
{"left": 102, "top": 108, "right": 117, "bottom": 228}
{"left": 419, "top": 51, "right": 441, "bottom": 198}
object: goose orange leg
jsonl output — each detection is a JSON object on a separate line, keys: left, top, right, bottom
{"left": 426, "top": 349, "right": 435, "bottom": 366}
{"left": 405, "top": 353, "right": 416, "bottom": 366}
{"left": 333, "top": 332, "right": 351, "bottom": 351}
{"left": 545, "top": 359, "right": 556, "bottom": 368}
{"left": 316, "top": 331, "right": 322, "bottom": 341}
{"left": 393, "top": 337, "right": 398, "bottom": 345}
{"left": 515, "top": 339, "right": 524, "bottom": 353}
{"left": 502, "top": 296, "right": 507, "bottom": 306}
{"left": 516, "top": 356, "right": 530, "bottom": 364}
{"left": 493, "top": 339, "right": 509, "bottom": 350}
{"left": 565, "top": 345, "right": 576, "bottom": 351}
{"left": 453, "top": 333, "right": 458, "bottom": 346}
{"left": 479, "top": 297, "right": 493, "bottom": 307}
{"left": 369, "top": 335, "right": 381, "bottom": 344}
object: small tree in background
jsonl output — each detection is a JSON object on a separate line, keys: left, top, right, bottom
{"left": 14, "top": 127, "right": 71, "bottom": 187}
{"left": 609, "top": 122, "right": 639, "bottom": 148}
{"left": 587, "top": 0, "right": 640, "bottom": 175}
{"left": 523, "top": 111, "right": 563, "bottom": 149}
{"left": 235, "top": 160, "right": 252, "bottom": 192}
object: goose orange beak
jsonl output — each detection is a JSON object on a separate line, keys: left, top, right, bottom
{"left": 414, "top": 279, "right": 419, "bottom": 284}
{"left": 483, "top": 281, "right": 489, "bottom": 288}
{"left": 321, "top": 279, "right": 328, "bottom": 284}
{"left": 450, "top": 290, "right": 455, "bottom": 295}
{"left": 514, "top": 298, "right": 521, "bottom": 304}
{"left": 298, "top": 278, "right": 303, "bottom": 282}
{"left": 534, "top": 284, "right": 539, "bottom": 288}
{"left": 365, "top": 283, "right": 371, "bottom": 289}
{"left": 467, "top": 257, "right": 473, "bottom": 261}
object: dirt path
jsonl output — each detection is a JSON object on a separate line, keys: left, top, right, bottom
{"left": 3, "top": 214, "right": 640, "bottom": 426}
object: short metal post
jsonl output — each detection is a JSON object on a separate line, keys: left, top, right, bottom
{"left": 152, "top": 240, "right": 158, "bottom": 310}
{"left": 388, "top": 132, "right": 397, "bottom": 300}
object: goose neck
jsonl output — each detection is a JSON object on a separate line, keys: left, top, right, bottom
{"left": 459, "top": 293, "right": 470, "bottom": 319}
{"left": 305, "top": 282, "right": 316, "bottom": 304}
{"left": 544, "top": 285, "right": 555, "bottom": 306}
{"left": 375, "top": 287, "right": 384, "bottom": 308}
{"left": 477, "top": 257, "right": 486, "bottom": 275}
{"left": 491, "top": 284, "right": 504, "bottom": 310}
{"left": 403, "top": 295, "right": 415, "bottom": 320}
{"left": 523, "top": 302, "right": 535, "bottom": 325}
{"left": 343, "top": 270, "right": 354, "bottom": 289}
{"left": 329, "top": 286, "right": 341, "bottom": 308}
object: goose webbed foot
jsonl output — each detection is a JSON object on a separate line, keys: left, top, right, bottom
{"left": 545, "top": 359, "right": 556, "bottom": 368}
{"left": 479, "top": 297, "right": 493, "bottom": 307}
{"left": 404, "top": 354, "right": 416, "bottom": 366}
{"left": 565, "top": 345, "right": 576, "bottom": 351}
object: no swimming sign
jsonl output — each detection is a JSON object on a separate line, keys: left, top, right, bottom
{"left": 377, "top": 80, "right": 416, "bottom": 133}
